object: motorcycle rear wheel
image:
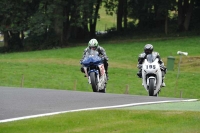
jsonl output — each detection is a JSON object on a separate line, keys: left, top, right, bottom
{"left": 148, "top": 78, "right": 155, "bottom": 96}
{"left": 90, "top": 72, "right": 98, "bottom": 92}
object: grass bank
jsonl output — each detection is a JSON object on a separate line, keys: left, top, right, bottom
{"left": 0, "top": 109, "right": 200, "bottom": 133}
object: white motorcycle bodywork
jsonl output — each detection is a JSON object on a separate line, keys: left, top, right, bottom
{"left": 142, "top": 54, "right": 162, "bottom": 96}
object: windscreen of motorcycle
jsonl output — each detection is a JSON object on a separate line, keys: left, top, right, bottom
{"left": 146, "top": 54, "right": 157, "bottom": 63}
{"left": 82, "top": 49, "right": 102, "bottom": 66}
{"left": 87, "top": 49, "right": 99, "bottom": 57}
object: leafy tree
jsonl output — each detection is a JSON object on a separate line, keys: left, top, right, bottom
{"left": 177, "top": 0, "right": 195, "bottom": 31}
{"left": 103, "top": 0, "right": 128, "bottom": 32}
{"left": 0, "top": 0, "right": 35, "bottom": 49}
{"left": 190, "top": 0, "right": 200, "bottom": 30}
{"left": 0, "top": 0, "right": 200, "bottom": 52}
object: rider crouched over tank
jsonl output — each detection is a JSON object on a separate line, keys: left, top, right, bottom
{"left": 137, "top": 44, "right": 167, "bottom": 87}
{"left": 80, "top": 38, "right": 109, "bottom": 79}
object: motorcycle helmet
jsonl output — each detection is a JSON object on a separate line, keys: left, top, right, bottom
{"left": 144, "top": 44, "right": 153, "bottom": 54}
{"left": 88, "top": 39, "right": 98, "bottom": 50}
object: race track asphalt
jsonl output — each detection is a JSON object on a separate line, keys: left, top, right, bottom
{"left": 0, "top": 86, "right": 198, "bottom": 123}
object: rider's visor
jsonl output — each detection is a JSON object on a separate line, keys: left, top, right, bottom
{"left": 90, "top": 46, "right": 97, "bottom": 50}
{"left": 145, "top": 49, "right": 151, "bottom": 54}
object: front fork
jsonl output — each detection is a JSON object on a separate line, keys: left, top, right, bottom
{"left": 147, "top": 77, "right": 156, "bottom": 87}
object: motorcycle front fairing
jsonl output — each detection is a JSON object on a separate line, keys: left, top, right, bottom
{"left": 82, "top": 55, "right": 102, "bottom": 67}
{"left": 82, "top": 54, "right": 102, "bottom": 73}
{"left": 81, "top": 49, "right": 102, "bottom": 66}
{"left": 81, "top": 50, "right": 103, "bottom": 81}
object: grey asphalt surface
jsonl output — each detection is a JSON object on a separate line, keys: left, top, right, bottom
{"left": 0, "top": 87, "right": 197, "bottom": 121}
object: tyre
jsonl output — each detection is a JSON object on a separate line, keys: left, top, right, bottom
{"left": 148, "top": 78, "right": 155, "bottom": 96}
{"left": 90, "top": 72, "right": 98, "bottom": 92}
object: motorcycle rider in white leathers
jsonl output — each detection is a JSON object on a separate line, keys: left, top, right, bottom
{"left": 137, "top": 44, "right": 166, "bottom": 87}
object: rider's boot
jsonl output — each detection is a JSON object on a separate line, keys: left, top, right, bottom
{"left": 161, "top": 78, "right": 166, "bottom": 87}
{"left": 161, "top": 71, "right": 166, "bottom": 87}
{"left": 80, "top": 67, "right": 84, "bottom": 73}
{"left": 106, "top": 71, "right": 109, "bottom": 80}
{"left": 81, "top": 67, "right": 87, "bottom": 77}
{"left": 137, "top": 69, "right": 142, "bottom": 78}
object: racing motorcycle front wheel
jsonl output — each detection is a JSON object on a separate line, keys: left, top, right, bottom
{"left": 148, "top": 78, "right": 155, "bottom": 96}
{"left": 90, "top": 72, "right": 98, "bottom": 92}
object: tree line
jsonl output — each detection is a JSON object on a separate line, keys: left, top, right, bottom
{"left": 0, "top": 0, "right": 199, "bottom": 51}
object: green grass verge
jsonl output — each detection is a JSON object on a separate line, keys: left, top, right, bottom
{"left": 124, "top": 101, "right": 200, "bottom": 111}
{"left": 0, "top": 110, "right": 200, "bottom": 133}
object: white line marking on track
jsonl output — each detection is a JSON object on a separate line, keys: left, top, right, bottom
{"left": 0, "top": 99, "right": 198, "bottom": 123}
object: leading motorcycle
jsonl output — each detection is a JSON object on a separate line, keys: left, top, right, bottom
{"left": 141, "top": 54, "right": 163, "bottom": 96}
{"left": 81, "top": 49, "right": 107, "bottom": 93}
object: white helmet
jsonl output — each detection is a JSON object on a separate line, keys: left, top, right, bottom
{"left": 88, "top": 39, "right": 98, "bottom": 48}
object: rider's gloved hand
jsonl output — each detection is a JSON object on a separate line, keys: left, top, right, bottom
{"left": 101, "top": 56, "right": 108, "bottom": 61}
{"left": 137, "top": 64, "right": 142, "bottom": 69}
{"left": 160, "top": 65, "right": 167, "bottom": 73}
{"left": 160, "top": 65, "right": 165, "bottom": 70}
{"left": 101, "top": 57, "right": 105, "bottom": 62}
